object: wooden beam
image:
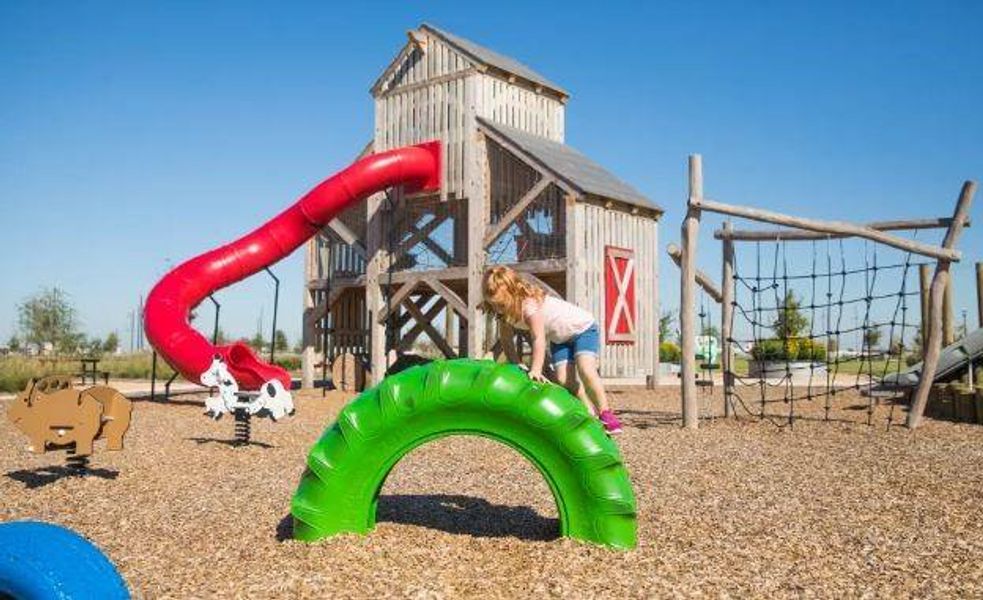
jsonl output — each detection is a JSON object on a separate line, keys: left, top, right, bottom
{"left": 478, "top": 122, "right": 580, "bottom": 197}
{"left": 398, "top": 298, "right": 447, "bottom": 350}
{"left": 402, "top": 298, "right": 456, "bottom": 357}
{"left": 721, "top": 220, "right": 735, "bottom": 417}
{"left": 423, "top": 276, "right": 468, "bottom": 317}
{"left": 303, "top": 286, "right": 348, "bottom": 330}
{"left": 517, "top": 271, "right": 562, "bottom": 298}
{"left": 691, "top": 197, "right": 961, "bottom": 262}
{"left": 943, "top": 276, "right": 955, "bottom": 346}
{"left": 324, "top": 220, "right": 367, "bottom": 259}
{"left": 393, "top": 292, "right": 434, "bottom": 331}
{"left": 977, "top": 262, "right": 983, "bottom": 328}
{"left": 301, "top": 237, "right": 317, "bottom": 389}
{"left": 307, "top": 259, "right": 569, "bottom": 291}
{"left": 392, "top": 213, "right": 449, "bottom": 261}
{"left": 409, "top": 223, "right": 454, "bottom": 265}
{"left": 680, "top": 155, "right": 702, "bottom": 429}
{"left": 379, "top": 68, "right": 478, "bottom": 99}
{"left": 907, "top": 180, "right": 977, "bottom": 429}
{"left": 713, "top": 217, "right": 971, "bottom": 241}
{"left": 376, "top": 275, "right": 425, "bottom": 324}
{"left": 666, "top": 243, "right": 723, "bottom": 303}
{"left": 483, "top": 176, "right": 554, "bottom": 247}
{"left": 919, "top": 264, "right": 931, "bottom": 356}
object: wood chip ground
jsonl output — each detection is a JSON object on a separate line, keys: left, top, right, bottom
{"left": 2, "top": 385, "right": 981, "bottom": 598}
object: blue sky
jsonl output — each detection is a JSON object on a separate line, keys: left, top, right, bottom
{"left": 1, "top": 1, "right": 981, "bottom": 349}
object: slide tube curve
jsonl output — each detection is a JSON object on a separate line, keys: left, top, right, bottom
{"left": 291, "top": 359, "right": 638, "bottom": 549}
{"left": 144, "top": 142, "right": 441, "bottom": 390}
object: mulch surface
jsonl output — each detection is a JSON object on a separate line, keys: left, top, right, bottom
{"left": 2, "top": 384, "right": 982, "bottom": 598}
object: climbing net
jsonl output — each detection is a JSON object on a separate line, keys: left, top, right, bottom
{"left": 724, "top": 236, "right": 928, "bottom": 428}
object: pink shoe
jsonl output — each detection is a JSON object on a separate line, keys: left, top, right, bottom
{"left": 599, "top": 410, "right": 623, "bottom": 434}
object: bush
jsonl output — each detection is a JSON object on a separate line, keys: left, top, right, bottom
{"left": 751, "top": 338, "right": 827, "bottom": 362}
{"left": 0, "top": 353, "right": 177, "bottom": 393}
{"left": 274, "top": 355, "right": 302, "bottom": 371}
{"left": 660, "top": 341, "right": 681, "bottom": 363}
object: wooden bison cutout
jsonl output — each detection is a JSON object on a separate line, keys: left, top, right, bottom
{"left": 7, "top": 376, "right": 132, "bottom": 456}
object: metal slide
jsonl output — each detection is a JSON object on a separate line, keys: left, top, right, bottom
{"left": 880, "top": 327, "right": 983, "bottom": 388}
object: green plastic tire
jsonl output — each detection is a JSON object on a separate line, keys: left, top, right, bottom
{"left": 291, "top": 359, "right": 637, "bottom": 549}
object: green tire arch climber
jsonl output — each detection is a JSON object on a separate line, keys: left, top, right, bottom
{"left": 291, "top": 359, "right": 638, "bottom": 549}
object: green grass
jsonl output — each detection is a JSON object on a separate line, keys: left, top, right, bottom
{"left": 0, "top": 351, "right": 304, "bottom": 393}
{"left": 732, "top": 356, "right": 910, "bottom": 378}
{"left": 0, "top": 353, "right": 176, "bottom": 393}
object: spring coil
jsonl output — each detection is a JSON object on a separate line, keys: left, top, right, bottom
{"left": 66, "top": 446, "right": 90, "bottom": 473}
{"left": 233, "top": 408, "right": 251, "bottom": 446}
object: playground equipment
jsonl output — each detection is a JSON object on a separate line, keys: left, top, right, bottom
{"left": 200, "top": 355, "right": 294, "bottom": 445}
{"left": 144, "top": 141, "right": 441, "bottom": 399}
{"left": 881, "top": 327, "right": 982, "bottom": 389}
{"left": 303, "top": 24, "right": 662, "bottom": 390}
{"left": 291, "top": 359, "right": 637, "bottom": 549}
{"left": 6, "top": 376, "right": 132, "bottom": 471}
{"left": 674, "top": 154, "right": 976, "bottom": 429}
{"left": 0, "top": 521, "right": 129, "bottom": 599}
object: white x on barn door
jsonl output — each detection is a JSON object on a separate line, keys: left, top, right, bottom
{"left": 604, "top": 246, "right": 636, "bottom": 344}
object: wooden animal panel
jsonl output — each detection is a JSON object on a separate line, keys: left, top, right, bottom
{"left": 7, "top": 380, "right": 132, "bottom": 457}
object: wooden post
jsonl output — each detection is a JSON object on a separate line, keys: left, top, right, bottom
{"left": 721, "top": 220, "right": 735, "bottom": 417}
{"left": 943, "top": 277, "right": 955, "bottom": 346}
{"left": 366, "top": 192, "right": 389, "bottom": 384}
{"left": 919, "top": 264, "right": 931, "bottom": 355}
{"left": 465, "top": 129, "right": 488, "bottom": 358}
{"left": 650, "top": 217, "right": 661, "bottom": 388}
{"left": 301, "top": 238, "right": 316, "bottom": 389}
{"left": 680, "top": 155, "right": 702, "bottom": 429}
{"left": 977, "top": 262, "right": 983, "bottom": 328}
{"left": 907, "top": 181, "right": 976, "bottom": 429}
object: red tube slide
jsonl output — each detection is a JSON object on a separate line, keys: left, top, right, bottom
{"left": 144, "top": 142, "right": 441, "bottom": 390}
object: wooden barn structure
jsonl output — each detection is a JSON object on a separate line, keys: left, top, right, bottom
{"left": 301, "top": 23, "right": 662, "bottom": 388}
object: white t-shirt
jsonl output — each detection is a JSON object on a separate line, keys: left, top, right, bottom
{"left": 511, "top": 296, "right": 595, "bottom": 343}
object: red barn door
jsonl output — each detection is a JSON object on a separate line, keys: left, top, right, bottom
{"left": 604, "top": 246, "right": 636, "bottom": 344}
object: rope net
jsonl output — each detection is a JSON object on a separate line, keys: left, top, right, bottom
{"left": 724, "top": 235, "right": 928, "bottom": 428}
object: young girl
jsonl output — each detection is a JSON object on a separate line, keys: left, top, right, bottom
{"left": 482, "top": 265, "right": 623, "bottom": 434}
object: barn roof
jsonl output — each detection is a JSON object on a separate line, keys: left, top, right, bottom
{"left": 419, "top": 24, "right": 567, "bottom": 97}
{"left": 478, "top": 117, "right": 660, "bottom": 213}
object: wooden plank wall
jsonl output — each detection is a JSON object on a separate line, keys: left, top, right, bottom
{"left": 474, "top": 73, "right": 565, "bottom": 142}
{"left": 572, "top": 201, "right": 659, "bottom": 380}
{"left": 375, "top": 35, "right": 472, "bottom": 199}
{"left": 375, "top": 33, "right": 567, "bottom": 200}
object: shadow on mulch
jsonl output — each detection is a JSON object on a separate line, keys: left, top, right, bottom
{"left": 6, "top": 465, "right": 119, "bottom": 489}
{"left": 131, "top": 398, "right": 205, "bottom": 407}
{"left": 378, "top": 494, "right": 559, "bottom": 541}
{"left": 616, "top": 408, "right": 682, "bottom": 429}
{"left": 186, "top": 437, "right": 275, "bottom": 449}
{"left": 276, "top": 494, "right": 560, "bottom": 542}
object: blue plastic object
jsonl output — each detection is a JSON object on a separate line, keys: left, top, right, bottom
{"left": 0, "top": 521, "right": 129, "bottom": 599}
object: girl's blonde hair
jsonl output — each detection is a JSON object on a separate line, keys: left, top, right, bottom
{"left": 482, "top": 265, "right": 545, "bottom": 324}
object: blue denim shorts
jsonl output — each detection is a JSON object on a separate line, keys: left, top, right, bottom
{"left": 550, "top": 323, "right": 600, "bottom": 366}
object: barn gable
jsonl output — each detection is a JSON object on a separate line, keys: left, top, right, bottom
{"left": 371, "top": 23, "right": 567, "bottom": 102}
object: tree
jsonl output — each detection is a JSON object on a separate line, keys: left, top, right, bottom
{"left": 274, "top": 329, "right": 289, "bottom": 352}
{"left": 102, "top": 332, "right": 120, "bottom": 353}
{"left": 864, "top": 326, "right": 882, "bottom": 352}
{"left": 700, "top": 323, "right": 720, "bottom": 339}
{"left": 659, "top": 310, "right": 675, "bottom": 341}
{"left": 248, "top": 332, "right": 265, "bottom": 351}
{"left": 772, "top": 291, "right": 808, "bottom": 340}
{"left": 18, "top": 287, "right": 80, "bottom": 354}
{"left": 7, "top": 335, "right": 21, "bottom": 352}
{"left": 888, "top": 336, "right": 905, "bottom": 357}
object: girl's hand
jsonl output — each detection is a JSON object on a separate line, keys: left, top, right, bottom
{"left": 528, "top": 369, "right": 548, "bottom": 384}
